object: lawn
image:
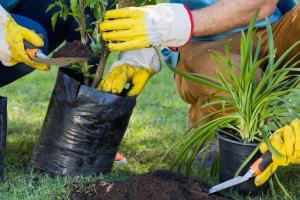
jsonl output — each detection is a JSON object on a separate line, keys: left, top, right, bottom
{"left": 0, "top": 53, "right": 300, "bottom": 200}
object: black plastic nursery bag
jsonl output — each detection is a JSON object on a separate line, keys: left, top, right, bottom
{"left": 30, "top": 68, "right": 136, "bottom": 176}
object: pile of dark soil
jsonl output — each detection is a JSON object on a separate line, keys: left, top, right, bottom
{"left": 66, "top": 170, "right": 230, "bottom": 200}
{"left": 52, "top": 40, "right": 92, "bottom": 58}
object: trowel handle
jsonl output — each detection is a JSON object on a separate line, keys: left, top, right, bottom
{"left": 24, "top": 41, "right": 46, "bottom": 59}
{"left": 250, "top": 151, "right": 273, "bottom": 176}
{"left": 24, "top": 41, "right": 37, "bottom": 58}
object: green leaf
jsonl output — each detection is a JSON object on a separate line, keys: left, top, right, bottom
{"left": 135, "top": 0, "right": 157, "bottom": 6}
{"left": 269, "top": 178, "right": 279, "bottom": 200}
{"left": 70, "top": 0, "right": 79, "bottom": 15}
{"left": 274, "top": 173, "right": 293, "bottom": 200}
{"left": 51, "top": 12, "right": 60, "bottom": 31}
{"left": 61, "top": 6, "right": 69, "bottom": 20}
{"left": 46, "top": 3, "right": 58, "bottom": 13}
{"left": 210, "top": 151, "right": 220, "bottom": 177}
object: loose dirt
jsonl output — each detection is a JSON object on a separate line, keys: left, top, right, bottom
{"left": 52, "top": 40, "right": 92, "bottom": 58}
{"left": 66, "top": 170, "right": 230, "bottom": 200}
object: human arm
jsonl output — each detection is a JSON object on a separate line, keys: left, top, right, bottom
{"left": 100, "top": 0, "right": 278, "bottom": 51}
{"left": 0, "top": 5, "right": 48, "bottom": 70}
{"left": 192, "top": 0, "right": 279, "bottom": 37}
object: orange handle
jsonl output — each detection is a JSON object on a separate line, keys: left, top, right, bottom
{"left": 250, "top": 151, "right": 273, "bottom": 176}
{"left": 26, "top": 49, "right": 38, "bottom": 59}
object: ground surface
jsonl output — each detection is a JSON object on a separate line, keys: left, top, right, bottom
{"left": 0, "top": 53, "right": 300, "bottom": 200}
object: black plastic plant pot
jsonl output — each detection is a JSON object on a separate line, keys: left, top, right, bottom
{"left": 30, "top": 68, "right": 136, "bottom": 176}
{"left": 0, "top": 97, "right": 7, "bottom": 181}
{"left": 218, "top": 130, "right": 269, "bottom": 195}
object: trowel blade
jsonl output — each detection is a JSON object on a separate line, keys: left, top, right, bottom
{"left": 33, "top": 57, "right": 88, "bottom": 67}
{"left": 208, "top": 170, "right": 253, "bottom": 194}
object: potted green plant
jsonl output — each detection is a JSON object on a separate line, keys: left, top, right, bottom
{"left": 169, "top": 12, "right": 300, "bottom": 195}
{"left": 30, "top": 0, "right": 154, "bottom": 176}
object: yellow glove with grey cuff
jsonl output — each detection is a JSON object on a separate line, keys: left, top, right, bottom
{"left": 99, "top": 48, "right": 161, "bottom": 96}
{"left": 100, "top": 3, "right": 194, "bottom": 51}
{"left": 255, "top": 119, "right": 300, "bottom": 186}
{"left": 0, "top": 5, "right": 48, "bottom": 70}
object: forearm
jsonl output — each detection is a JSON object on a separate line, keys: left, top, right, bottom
{"left": 192, "top": 0, "right": 278, "bottom": 37}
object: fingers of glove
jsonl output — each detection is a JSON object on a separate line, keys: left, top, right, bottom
{"left": 291, "top": 119, "right": 300, "bottom": 150}
{"left": 281, "top": 125, "right": 295, "bottom": 160}
{"left": 100, "top": 72, "right": 128, "bottom": 94}
{"left": 99, "top": 73, "right": 116, "bottom": 92}
{"left": 259, "top": 128, "right": 283, "bottom": 154}
{"left": 291, "top": 119, "right": 300, "bottom": 163}
{"left": 260, "top": 142, "right": 268, "bottom": 154}
{"left": 108, "top": 38, "right": 151, "bottom": 51}
{"left": 13, "top": 45, "right": 49, "bottom": 70}
{"left": 128, "top": 70, "right": 152, "bottom": 96}
{"left": 270, "top": 133, "right": 290, "bottom": 166}
{"left": 100, "top": 18, "right": 141, "bottom": 32}
{"left": 20, "top": 26, "right": 44, "bottom": 47}
{"left": 25, "top": 60, "right": 49, "bottom": 71}
{"left": 103, "top": 7, "right": 144, "bottom": 20}
{"left": 102, "top": 28, "right": 146, "bottom": 42}
{"left": 254, "top": 163, "right": 278, "bottom": 186}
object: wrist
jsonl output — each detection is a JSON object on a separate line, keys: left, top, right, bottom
{"left": 111, "top": 48, "right": 161, "bottom": 73}
{"left": 182, "top": 4, "right": 194, "bottom": 46}
{"left": 149, "top": 3, "right": 194, "bottom": 48}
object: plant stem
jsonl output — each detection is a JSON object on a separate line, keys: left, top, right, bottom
{"left": 118, "top": 0, "right": 136, "bottom": 7}
{"left": 78, "top": 0, "right": 89, "bottom": 85}
{"left": 91, "top": 0, "right": 136, "bottom": 88}
{"left": 78, "top": 0, "right": 88, "bottom": 45}
{"left": 91, "top": 39, "right": 109, "bottom": 88}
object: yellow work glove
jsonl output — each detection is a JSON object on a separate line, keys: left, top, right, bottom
{"left": 100, "top": 3, "right": 194, "bottom": 51}
{"left": 98, "top": 48, "right": 161, "bottom": 96}
{"left": 255, "top": 119, "right": 300, "bottom": 186}
{"left": 99, "top": 65, "right": 155, "bottom": 96}
{"left": 0, "top": 5, "right": 48, "bottom": 70}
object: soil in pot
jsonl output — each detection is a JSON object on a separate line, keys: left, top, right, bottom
{"left": 66, "top": 170, "right": 231, "bottom": 200}
{"left": 218, "top": 131, "right": 269, "bottom": 195}
{"left": 52, "top": 40, "right": 92, "bottom": 58}
{"left": 0, "top": 97, "right": 7, "bottom": 181}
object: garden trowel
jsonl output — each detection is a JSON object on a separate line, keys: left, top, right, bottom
{"left": 208, "top": 151, "right": 272, "bottom": 194}
{"left": 26, "top": 48, "right": 89, "bottom": 67}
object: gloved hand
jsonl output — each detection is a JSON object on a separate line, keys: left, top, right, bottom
{"left": 0, "top": 5, "right": 48, "bottom": 70}
{"left": 255, "top": 119, "right": 300, "bottom": 186}
{"left": 100, "top": 3, "right": 194, "bottom": 51}
{"left": 98, "top": 48, "right": 161, "bottom": 96}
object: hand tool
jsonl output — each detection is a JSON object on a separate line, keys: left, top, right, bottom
{"left": 25, "top": 42, "right": 89, "bottom": 67}
{"left": 209, "top": 151, "right": 273, "bottom": 194}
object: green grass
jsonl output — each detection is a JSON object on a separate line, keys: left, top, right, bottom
{"left": 0, "top": 54, "right": 300, "bottom": 200}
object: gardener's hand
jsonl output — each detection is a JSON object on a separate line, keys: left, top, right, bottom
{"left": 98, "top": 48, "right": 160, "bottom": 96}
{"left": 100, "top": 3, "right": 193, "bottom": 51}
{"left": 0, "top": 5, "right": 49, "bottom": 70}
{"left": 255, "top": 119, "right": 300, "bottom": 186}
{"left": 99, "top": 65, "right": 155, "bottom": 96}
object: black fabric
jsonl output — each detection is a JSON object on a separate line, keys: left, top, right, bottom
{"left": 30, "top": 68, "right": 136, "bottom": 176}
{"left": 0, "top": 97, "right": 7, "bottom": 181}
